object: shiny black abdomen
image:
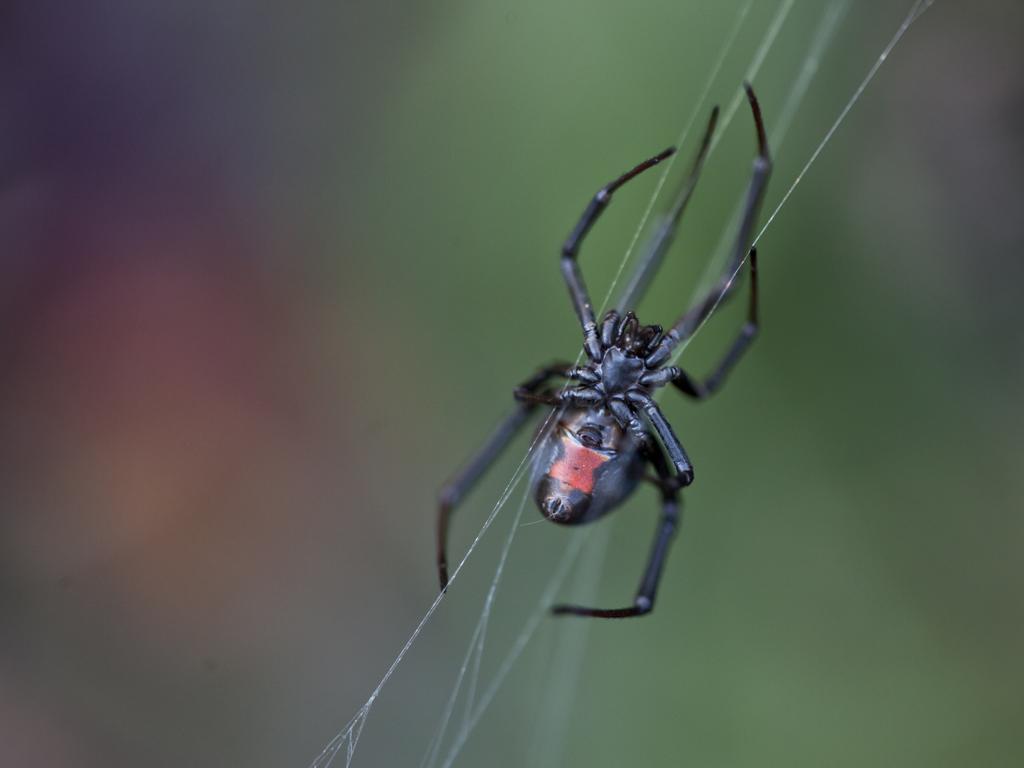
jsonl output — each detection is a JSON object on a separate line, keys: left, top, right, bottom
{"left": 531, "top": 409, "right": 645, "bottom": 525}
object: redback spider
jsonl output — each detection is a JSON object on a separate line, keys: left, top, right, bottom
{"left": 437, "top": 83, "right": 771, "bottom": 618}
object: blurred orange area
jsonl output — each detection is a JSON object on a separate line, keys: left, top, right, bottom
{"left": 5, "top": 191, "right": 318, "bottom": 622}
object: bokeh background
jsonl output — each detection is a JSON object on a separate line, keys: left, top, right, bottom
{"left": 1, "top": 1, "right": 1021, "bottom": 766}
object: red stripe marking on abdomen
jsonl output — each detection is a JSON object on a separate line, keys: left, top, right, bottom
{"left": 549, "top": 440, "right": 610, "bottom": 494}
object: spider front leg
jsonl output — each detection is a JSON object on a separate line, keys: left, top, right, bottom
{"left": 561, "top": 147, "right": 675, "bottom": 361}
{"left": 437, "top": 362, "right": 572, "bottom": 590}
{"left": 617, "top": 105, "right": 720, "bottom": 313}
{"left": 647, "top": 82, "right": 771, "bottom": 367}
{"left": 552, "top": 441, "right": 681, "bottom": 619}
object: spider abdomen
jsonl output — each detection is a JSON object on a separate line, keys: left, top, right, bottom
{"left": 532, "top": 410, "right": 644, "bottom": 526}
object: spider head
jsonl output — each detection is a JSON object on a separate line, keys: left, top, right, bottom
{"left": 612, "top": 312, "right": 663, "bottom": 357}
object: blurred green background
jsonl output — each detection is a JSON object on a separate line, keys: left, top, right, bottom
{"left": 1, "top": 1, "right": 1021, "bottom": 766}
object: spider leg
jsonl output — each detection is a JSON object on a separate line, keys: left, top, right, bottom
{"left": 642, "top": 248, "right": 759, "bottom": 400}
{"left": 552, "top": 439, "right": 681, "bottom": 619}
{"left": 437, "top": 362, "right": 571, "bottom": 590}
{"left": 600, "top": 309, "right": 621, "bottom": 349}
{"left": 616, "top": 105, "right": 719, "bottom": 314}
{"left": 513, "top": 386, "right": 602, "bottom": 408}
{"left": 607, "top": 395, "right": 693, "bottom": 487}
{"left": 624, "top": 391, "right": 694, "bottom": 487}
{"left": 606, "top": 397, "right": 657, "bottom": 453}
{"left": 647, "top": 83, "right": 771, "bottom": 367}
{"left": 561, "top": 147, "right": 675, "bottom": 362}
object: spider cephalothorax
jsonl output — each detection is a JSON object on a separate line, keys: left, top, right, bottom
{"left": 515, "top": 308, "right": 701, "bottom": 487}
{"left": 437, "top": 83, "right": 771, "bottom": 618}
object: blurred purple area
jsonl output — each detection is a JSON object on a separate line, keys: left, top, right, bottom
{"left": 0, "top": 4, "right": 411, "bottom": 765}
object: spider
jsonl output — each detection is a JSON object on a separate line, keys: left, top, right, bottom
{"left": 437, "top": 83, "right": 771, "bottom": 618}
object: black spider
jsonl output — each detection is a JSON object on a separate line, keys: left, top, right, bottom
{"left": 437, "top": 83, "right": 771, "bottom": 618}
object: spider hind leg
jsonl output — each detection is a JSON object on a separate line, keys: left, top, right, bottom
{"left": 551, "top": 439, "right": 681, "bottom": 619}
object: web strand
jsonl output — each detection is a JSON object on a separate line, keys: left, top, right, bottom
{"left": 437, "top": 531, "right": 592, "bottom": 768}
{"left": 754, "top": 0, "right": 935, "bottom": 246}
{"left": 607, "top": 0, "right": 755, "bottom": 316}
{"left": 307, "top": 411, "right": 557, "bottom": 768}
{"left": 615, "top": 0, "right": 794, "bottom": 319}
{"left": 671, "top": 0, "right": 851, "bottom": 365}
{"left": 525, "top": 526, "right": 611, "bottom": 767}
{"left": 707, "top": 0, "right": 796, "bottom": 158}
{"left": 672, "top": 0, "right": 934, "bottom": 364}
{"left": 420, "top": 481, "right": 533, "bottom": 768}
